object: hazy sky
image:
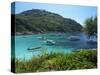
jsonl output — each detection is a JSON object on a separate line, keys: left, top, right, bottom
{"left": 12, "top": 2, "right": 97, "bottom": 26}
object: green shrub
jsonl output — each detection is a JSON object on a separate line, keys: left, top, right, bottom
{"left": 14, "top": 49, "right": 97, "bottom": 73}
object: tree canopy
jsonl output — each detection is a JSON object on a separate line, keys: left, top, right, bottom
{"left": 83, "top": 16, "right": 97, "bottom": 36}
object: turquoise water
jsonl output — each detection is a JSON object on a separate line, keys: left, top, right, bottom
{"left": 14, "top": 33, "right": 97, "bottom": 60}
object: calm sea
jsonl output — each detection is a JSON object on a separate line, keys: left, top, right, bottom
{"left": 13, "top": 32, "right": 97, "bottom": 60}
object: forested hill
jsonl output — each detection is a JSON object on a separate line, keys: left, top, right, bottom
{"left": 12, "top": 9, "right": 83, "bottom": 34}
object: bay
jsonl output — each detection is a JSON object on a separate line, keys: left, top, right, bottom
{"left": 14, "top": 32, "right": 97, "bottom": 60}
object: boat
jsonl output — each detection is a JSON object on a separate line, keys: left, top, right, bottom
{"left": 68, "top": 36, "right": 80, "bottom": 41}
{"left": 27, "top": 47, "right": 42, "bottom": 50}
{"left": 46, "top": 40, "right": 56, "bottom": 45}
{"left": 87, "top": 35, "right": 97, "bottom": 44}
{"left": 37, "top": 36, "right": 45, "bottom": 40}
{"left": 87, "top": 39, "right": 97, "bottom": 44}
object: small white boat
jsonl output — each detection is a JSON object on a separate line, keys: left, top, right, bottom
{"left": 68, "top": 36, "right": 80, "bottom": 41}
{"left": 87, "top": 35, "right": 97, "bottom": 44}
{"left": 46, "top": 40, "right": 56, "bottom": 45}
{"left": 87, "top": 39, "right": 97, "bottom": 44}
{"left": 37, "top": 36, "right": 45, "bottom": 40}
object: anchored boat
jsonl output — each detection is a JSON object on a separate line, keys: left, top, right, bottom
{"left": 68, "top": 36, "right": 80, "bottom": 41}
{"left": 46, "top": 40, "right": 56, "bottom": 45}
{"left": 27, "top": 47, "right": 42, "bottom": 50}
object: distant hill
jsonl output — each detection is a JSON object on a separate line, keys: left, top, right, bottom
{"left": 12, "top": 9, "right": 82, "bottom": 34}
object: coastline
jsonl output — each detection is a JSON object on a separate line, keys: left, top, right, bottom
{"left": 15, "top": 31, "right": 82, "bottom": 36}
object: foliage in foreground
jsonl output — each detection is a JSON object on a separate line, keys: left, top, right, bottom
{"left": 14, "top": 49, "right": 97, "bottom": 73}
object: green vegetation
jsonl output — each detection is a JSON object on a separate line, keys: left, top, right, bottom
{"left": 83, "top": 16, "right": 97, "bottom": 37}
{"left": 14, "top": 49, "right": 97, "bottom": 73}
{"left": 11, "top": 9, "right": 97, "bottom": 73}
{"left": 12, "top": 9, "right": 82, "bottom": 33}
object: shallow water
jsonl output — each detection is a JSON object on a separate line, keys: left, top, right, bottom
{"left": 14, "top": 32, "right": 97, "bottom": 60}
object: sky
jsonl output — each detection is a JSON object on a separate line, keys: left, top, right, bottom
{"left": 12, "top": 2, "right": 97, "bottom": 26}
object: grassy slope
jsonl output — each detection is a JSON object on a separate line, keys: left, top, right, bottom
{"left": 15, "top": 49, "right": 97, "bottom": 73}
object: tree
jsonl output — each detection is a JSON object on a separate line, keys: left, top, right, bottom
{"left": 84, "top": 16, "right": 97, "bottom": 37}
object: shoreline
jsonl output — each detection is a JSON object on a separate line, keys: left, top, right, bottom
{"left": 14, "top": 31, "right": 82, "bottom": 36}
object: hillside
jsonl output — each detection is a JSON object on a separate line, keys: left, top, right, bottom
{"left": 12, "top": 9, "right": 82, "bottom": 34}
